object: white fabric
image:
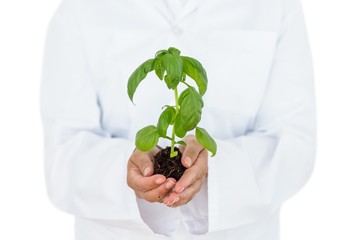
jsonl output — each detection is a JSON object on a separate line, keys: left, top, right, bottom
{"left": 40, "top": 0, "right": 316, "bottom": 239}
{"left": 163, "top": 0, "right": 187, "bottom": 18}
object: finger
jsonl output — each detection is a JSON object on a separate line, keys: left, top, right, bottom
{"left": 181, "top": 136, "right": 205, "bottom": 168}
{"left": 164, "top": 175, "right": 205, "bottom": 207}
{"left": 127, "top": 160, "right": 166, "bottom": 191}
{"left": 141, "top": 178, "right": 176, "bottom": 203}
{"left": 128, "top": 172, "right": 166, "bottom": 192}
{"left": 174, "top": 149, "right": 208, "bottom": 193}
{"left": 130, "top": 149, "right": 155, "bottom": 177}
{"left": 156, "top": 178, "right": 177, "bottom": 203}
{"left": 136, "top": 178, "right": 176, "bottom": 202}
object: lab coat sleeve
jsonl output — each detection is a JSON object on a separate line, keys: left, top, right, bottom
{"left": 205, "top": 0, "right": 316, "bottom": 232}
{"left": 40, "top": 5, "right": 140, "bottom": 221}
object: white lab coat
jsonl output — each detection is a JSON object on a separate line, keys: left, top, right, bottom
{"left": 40, "top": 0, "right": 316, "bottom": 239}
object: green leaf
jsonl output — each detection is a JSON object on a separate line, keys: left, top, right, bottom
{"left": 162, "top": 52, "right": 183, "bottom": 89}
{"left": 176, "top": 140, "right": 186, "bottom": 146}
{"left": 174, "top": 113, "right": 186, "bottom": 138}
{"left": 155, "top": 49, "right": 167, "bottom": 58}
{"left": 127, "top": 59, "right": 155, "bottom": 103}
{"left": 196, "top": 127, "right": 217, "bottom": 157}
{"left": 154, "top": 58, "right": 165, "bottom": 80}
{"left": 181, "top": 72, "right": 186, "bottom": 82}
{"left": 135, "top": 125, "right": 160, "bottom": 152}
{"left": 162, "top": 105, "right": 175, "bottom": 109}
{"left": 157, "top": 106, "right": 176, "bottom": 137}
{"left": 154, "top": 50, "right": 167, "bottom": 80}
{"left": 168, "top": 47, "right": 181, "bottom": 55}
{"left": 182, "top": 56, "right": 208, "bottom": 96}
{"left": 178, "top": 86, "right": 204, "bottom": 131}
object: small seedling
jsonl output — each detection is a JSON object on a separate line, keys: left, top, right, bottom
{"left": 128, "top": 47, "right": 217, "bottom": 180}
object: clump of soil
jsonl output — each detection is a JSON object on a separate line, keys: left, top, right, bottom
{"left": 153, "top": 147, "right": 186, "bottom": 181}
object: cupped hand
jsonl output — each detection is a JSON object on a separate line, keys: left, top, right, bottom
{"left": 163, "top": 135, "right": 208, "bottom": 207}
{"left": 127, "top": 147, "right": 176, "bottom": 203}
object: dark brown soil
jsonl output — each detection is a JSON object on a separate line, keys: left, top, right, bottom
{"left": 153, "top": 147, "right": 186, "bottom": 181}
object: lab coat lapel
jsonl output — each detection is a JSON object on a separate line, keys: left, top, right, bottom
{"left": 149, "top": 0, "right": 173, "bottom": 23}
{"left": 149, "top": 0, "right": 203, "bottom": 23}
{"left": 176, "top": 0, "right": 203, "bottom": 22}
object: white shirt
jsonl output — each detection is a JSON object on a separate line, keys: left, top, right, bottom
{"left": 40, "top": 0, "right": 316, "bottom": 239}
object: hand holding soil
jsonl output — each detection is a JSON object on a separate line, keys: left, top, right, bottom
{"left": 164, "top": 135, "right": 208, "bottom": 207}
{"left": 127, "top": 147, "right": 177, "bottom": 203}
{"left": 127, "top": 135, "right": 208, "bottom": 206}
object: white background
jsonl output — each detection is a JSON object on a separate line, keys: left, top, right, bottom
{"left": 0, "top": 0, "right": 359, "bottom": 239}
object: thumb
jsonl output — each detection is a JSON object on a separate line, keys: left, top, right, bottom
{"left": 181, "top": 136, "right": 204, "bottom": 168}
{"left": 131, "top": 149, "right": 155, "bottom": 177}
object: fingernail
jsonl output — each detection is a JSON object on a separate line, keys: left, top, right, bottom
{"left": 164, "top": 198, "right": 171, "bottom": 205}
{"left": 155, "top": 178, "right": 165, "bottom": 184}
{"left": 143, "top": 167, "right": 151, "bottom": 176}
{"left": 184, "top": 157, "right": 192, "bottom": 167}
{"left": 165, "top": 180, "right": 175, "bottom": 189}
{"left": 171, "top": 197, "right": 180, "bottom": 205}
{"left": 176, "top": 186, "right": 184, "bottom": 193}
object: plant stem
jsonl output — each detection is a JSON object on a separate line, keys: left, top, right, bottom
{"left": 170, "top": 87, "right": 180, "bottom": 157}
{"left": 180, "top": 80, "right": 191, "bottom": 88}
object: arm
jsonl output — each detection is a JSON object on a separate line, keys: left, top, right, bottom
{"left": 207, "top": 0, "right": 316, "bottom": 231}
{"left": 40, "top": 6, "right": 139, "bottom": 220}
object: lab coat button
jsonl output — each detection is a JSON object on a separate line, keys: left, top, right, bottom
{"left": 172, "top": 26, "right": 183, "bottom": 35}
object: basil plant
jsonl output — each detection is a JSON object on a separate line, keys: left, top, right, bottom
{"left": 128, "top": 47, "right": 217, "bottom": 158}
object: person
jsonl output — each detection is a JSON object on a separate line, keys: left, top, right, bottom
{"left": 40, "top": 0, "right": 316, "bottom": 239}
